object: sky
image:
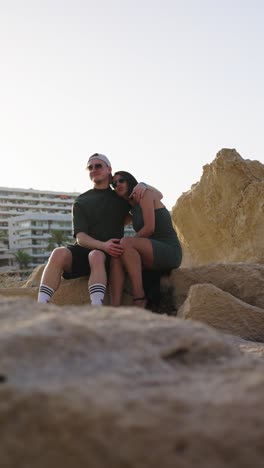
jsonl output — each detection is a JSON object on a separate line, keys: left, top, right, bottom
{"left": 1, "top": 0, "right": 264, "bottom": 209}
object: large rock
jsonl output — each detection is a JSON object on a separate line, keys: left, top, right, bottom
{"left": 172, "top": 148, "right": 264, "bottom": 266}
{"left": 23, "top": 264, "right": 45, "bottom": 287}
{"left": 178, "top": 283, "right": 264, "bottom": 341}
{"left": 164, "top": 262, "right": 264, "bottom": 310}
{"left": 1, "top": 297, "right": 264, "bottom": 467}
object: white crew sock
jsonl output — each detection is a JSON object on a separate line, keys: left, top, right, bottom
{"left": 38, "top": 284, "right": 55, "bottom": 303}
{"left": 88, "top": 283, "right": 106, "bottom": 305}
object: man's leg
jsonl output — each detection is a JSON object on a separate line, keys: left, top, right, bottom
{"left": 38, "top": 247, "right": 72, "bottom": 303}
{"left": 88, "top": 250, "right": 107, "bottom": 305}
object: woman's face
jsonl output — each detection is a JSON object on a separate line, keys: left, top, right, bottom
{"left": 112, "top": 175, "right": 128, "bottom": 198}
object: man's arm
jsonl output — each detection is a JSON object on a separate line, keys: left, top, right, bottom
{"left": 129, "top": 183, "right": 163, "bottom": 203}
{"left": 76, "top": 232, "right": 123, "bottom": 257}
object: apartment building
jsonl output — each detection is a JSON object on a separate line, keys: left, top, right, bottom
{"left": 124, "top": 223, "right": 136, "bottom": 237}
{"left": 8, "top": 213, "right": 74, "bottom": 267}
{"left": 0, "top": 187, "right": 79, "bottom": 269}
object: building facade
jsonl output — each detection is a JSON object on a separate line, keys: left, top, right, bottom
{"left": 0, "top": 187, "right": 79, "bottom": 269}
{"left": 8, "top": 213, "right": 74, "bottom": 267}
{"left": 124, "top": 223, "right": 136, "bottom": 237}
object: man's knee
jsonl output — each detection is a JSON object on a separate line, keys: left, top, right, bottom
{"left": 48, "top": 247, "right": 72, "bottom": 270}
{"left": 88, "top": 249, "right": 106, "bottom": 268}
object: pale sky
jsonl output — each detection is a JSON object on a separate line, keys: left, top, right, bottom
{"left": 1, "top": 0, "right": 264, "bottom": 209}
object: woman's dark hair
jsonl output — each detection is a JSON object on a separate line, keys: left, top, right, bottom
{"left": 113, "top": 171, "right": 138, "bottom": 196}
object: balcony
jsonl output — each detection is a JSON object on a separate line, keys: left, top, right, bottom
{"left": 0, "top": 202, "right": 72, "bottom": 211}
{"left": 30, "top": 252, "right": 50, "bottom": 258}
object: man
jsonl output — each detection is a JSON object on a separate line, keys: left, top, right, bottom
{"left": 38, "top": 153, "right": 135, "bottom": 305}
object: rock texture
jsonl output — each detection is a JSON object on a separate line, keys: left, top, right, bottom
{"left": 1, "top": 297, "right": 264, "bottom": 468}
{"left": 2, "top": 263, "right": 264, "bottom": 314}
{"left": 0, "top": 265, "right": 133, "bottom": 306}
{"left": 178, "top": 283, "right": 264, "bottom": 341}
{"left": 172, "top": 148, "right": 264, "bottom": 266}
{"left": 1, "top": 264, "right": 264, "bottom": 343}
{"left": 164, "top": 262, "right": 264, "bottom": 310}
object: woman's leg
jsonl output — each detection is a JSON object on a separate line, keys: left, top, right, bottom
{"left": 120, "top": 237, "right": 154, "bottom": 307}
{"left": 109, "top": 257, "right": 126, "bottom": 306}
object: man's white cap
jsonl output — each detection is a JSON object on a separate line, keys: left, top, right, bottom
{"left": 86, "top": 153, "right": 111, "bottom": 168}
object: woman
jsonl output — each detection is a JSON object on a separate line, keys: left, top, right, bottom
{"left": 110, "top": 171, "right": 182, "bottom": 308}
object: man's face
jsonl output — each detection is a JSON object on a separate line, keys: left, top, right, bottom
{"left": 87, "top": 159, "right": 111, "bottom": 184}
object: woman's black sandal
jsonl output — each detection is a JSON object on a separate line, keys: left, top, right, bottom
{"left": 133, "top": 296, "right": 147, "bottom": 308}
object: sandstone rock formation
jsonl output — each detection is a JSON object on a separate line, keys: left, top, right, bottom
{"left": 178, "top": 283, "right": 264, "bottom": 341}
{"left": 165, "top": 262, "right": 264, "bottom": 310}
{"left": 172, "top": 148, "right": 264, "bottom": 266}
{"left": 1, "top": 297, "right": 264, "bottom": 468}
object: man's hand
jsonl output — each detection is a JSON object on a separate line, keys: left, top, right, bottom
{"left": 129, "top": 183, "right": 147, "bottom": 203}
{"left": 104, "top": 239, "right": 124, "bottom": 257}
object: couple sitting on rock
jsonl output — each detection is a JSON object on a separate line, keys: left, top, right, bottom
{"left": 37, "top": 153, "right": 182, "bottom": 309}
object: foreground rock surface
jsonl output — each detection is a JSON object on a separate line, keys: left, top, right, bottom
{"left": 172, "top": 148, "right": 264, "bottom": 266}
{"left": 1, "top": 298, "right": 264, "bottom": 468}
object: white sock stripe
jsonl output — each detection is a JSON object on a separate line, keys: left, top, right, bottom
{"left": 39, "top": 285, "right": 54, "bottom": 297}
{"left": 89, "top": 283, "right": 106, "bottom": 289}
{"left": 89, "top": 285, "right": 106, "bottom": 294}
{"left": 40, "top": 285, "right": 54, "bottom": 293}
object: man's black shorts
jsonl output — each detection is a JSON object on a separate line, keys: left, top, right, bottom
{"left": 62, "top": 244, "right": 111, "bottom": 280}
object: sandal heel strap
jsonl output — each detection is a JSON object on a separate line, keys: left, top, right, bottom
{"left": 133, "top": 296, "right": 146, "bottom": 302}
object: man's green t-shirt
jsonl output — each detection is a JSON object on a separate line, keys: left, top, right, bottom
{"left": 72, "top": 187, "right": 130, "bottom": 241}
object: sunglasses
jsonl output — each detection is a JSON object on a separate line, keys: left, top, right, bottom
{"left": 112, "top": 178, "right": 126, "bottom": 188}
{"left": 87, "top": 163, "right": 104, "bottom": 171}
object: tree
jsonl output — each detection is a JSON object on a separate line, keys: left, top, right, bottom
{"left": 47, "top": 230, "right": 71, "bottom": 251}
{"left": 14, "top": 250, "right": 31, "bottom": 269}
{"left": 0, "top": 230, "right": 7, "bottom": 245}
